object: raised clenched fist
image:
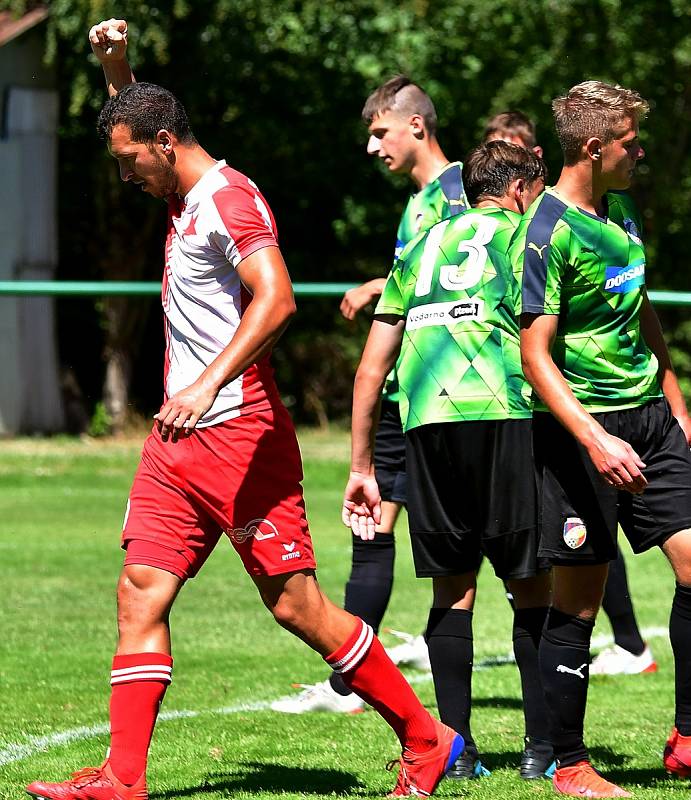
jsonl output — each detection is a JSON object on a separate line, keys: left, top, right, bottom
{"left": 88, "top": 18, "right": 128, "bottom": 63}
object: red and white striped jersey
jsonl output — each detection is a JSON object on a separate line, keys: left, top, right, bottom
{"left": 162, "top": 160, "right": 281, "bottom": 427}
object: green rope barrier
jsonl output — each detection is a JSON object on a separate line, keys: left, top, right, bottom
{"left": 0, "top": 281, "right": 356, "bottom": 297}
{"left": 0, "top": 281, "right": 689, "bottom": 305}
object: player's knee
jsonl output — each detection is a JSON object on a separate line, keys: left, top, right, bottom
{"left": 552, "top": 598, "right": 601, "bottom": 620}
{"left": 270, "top": 589, "right": 326, "bottom": 638}
{"left": 552, "top": 585, "right": 602, "bottom": 619}
{"left": 671, "top": 552, "right": 691, "bottom": 587}
{"left": 116, "top": 565, "right": 178, "bottom": 630}
{"left": 673, "top": 565, "right": 691, "bottom": 587}
{"left": 508, "top": 572, "right": 551, "bottom": 608}
{"left": 663, "top": 528, "right": 691, "bottom": 585}
{"left": 268, "top": 593, "right": 304, "bottom": 632}
{"left": 432, "top": 572, "right": 477, "bottom": 608}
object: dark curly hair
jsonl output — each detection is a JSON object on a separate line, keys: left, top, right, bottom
{"left": 97, "top": 82, "right": 197, "bottom": 145}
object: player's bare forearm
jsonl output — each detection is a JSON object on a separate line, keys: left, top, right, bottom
{"left": 103, "top": 60, "right": 135, "bottom": 96}
{"left": 640, "top": 293, "right": 691, "bottom": 427}
{"left": 200, "top": 257, "right": 294, "bottom": 391}
{"left": 350, "top": 369, "right": 385, "bottom": 474}
{"left": 520, "top": 313, "right": 647, "bottom": 492}
{"left": 344, "top": 317, "right": 402, "bottom": 538}
{"left": 350, "top": 316, "right": 404, "bottom": 472}
{"left": 88, "top": 18, "right": 135, "bottom": 95}
{"left": 365, "top": 277, "right": 387, "bottom": 295}
{"left": 155, "top": 300, "right": 292, "bottom": 440}
{"left": 520, "top": 315, "right": 598, "bottom": 443}
{"left": 203, "top": 299, "right": 292, "bottom": 392}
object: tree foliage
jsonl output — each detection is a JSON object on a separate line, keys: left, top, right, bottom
{"left": 5, "top": 0, "right": 691, "bottom": 422}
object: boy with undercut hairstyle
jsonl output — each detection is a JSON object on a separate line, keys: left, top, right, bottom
{"left": 361, "top": 76, "right": 468, "bottom": 255}
{"left": 514, "top": 80, "right": 691, "bottom": 797}
{"left": 276, "top": 75, "right": 469, "bottom": 716}
{"left": 342, "top": 140, "right": 553, "bottom": 781}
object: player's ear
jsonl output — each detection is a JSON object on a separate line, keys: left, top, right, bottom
{"left": 514, "top": 178, "right": 526, "bottom": 214}
{"left": 409, "top": 114, "right": 425, "bottom": 140}
{"left": 585, "top": 137, "right": 602, "bottom": 163}
{"left": 533, "top": 145, "right": 544, "bottom": 159}
{"left": 156, "top": 129, "right": 174, "bottom": 155}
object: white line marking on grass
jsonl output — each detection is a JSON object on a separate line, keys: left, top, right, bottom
{"left": 0, "top": 705, "right": 270, "bottom": 768}
{"left": 591, "top": 625, "right": 667, "bottom": 650}
{"left": 0, "top": 625, "right": 670, "bottom": 767}
{"left": 0, "top": 725, "right": 109, "bottom": 767}
{"left": 465, "top": 625, "right": 670, "bottom": 671}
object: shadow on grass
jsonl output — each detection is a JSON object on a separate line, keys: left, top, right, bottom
{"left": 150, "top": 761, "right": 365, "bottom": 798}
{"left": 475, "top": 749, "right": 523, "bottom": 772}
{"left": 471, "top": 696, "right": 524, "bottom": 710}
{"left": 466, "top": 744, "right": 689, "bottom": 792}
{"left": 149, "top": 746, "right": 688, "bottom": 798}
{"left": 588, "top": 746, "right": 689, "bottom": 791}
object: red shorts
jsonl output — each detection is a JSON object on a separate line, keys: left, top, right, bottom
{"left": 122, "top": 402, "right": 316, "bottom": 580}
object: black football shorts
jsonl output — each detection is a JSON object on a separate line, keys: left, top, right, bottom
{"left": 533, "top": 398, "right": 691, "bottom": 564}
{"left": 405, "top": 419, "right": 545, "bottom": 580}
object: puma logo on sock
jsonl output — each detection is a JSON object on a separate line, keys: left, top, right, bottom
{"left": 556, "top": 663, "right": 587, "bottom": 679}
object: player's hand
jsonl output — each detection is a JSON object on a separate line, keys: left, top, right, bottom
{"left": 584, "top": 428, "right": 647, "bottom": 494}
{"left": 154, "top": 381, "right": 218, "bottom": 442}
{"left": 674, "top": 412, "right": 691, "bottom": 447}
{"left": 340, "top": 285, "right": 373, "bottom": 320}
{"left": 342, "top": 471, "right": 381, "bottom": 540}
{"left": 339, "top": 280, "right": 383, "bottom": 321}
{"left": 89, "top": 18, "right": 128, "bottom": 63}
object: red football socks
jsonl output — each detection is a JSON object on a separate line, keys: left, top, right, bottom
{"left": 325, "top": 618, "right": 436, "bottom": 749}
{"left": 108, "top": 652, "right": 173, "bottom": 786}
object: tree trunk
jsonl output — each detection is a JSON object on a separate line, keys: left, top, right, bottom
{"left": 103, "top": 346, "right": 131, "bottom": 434}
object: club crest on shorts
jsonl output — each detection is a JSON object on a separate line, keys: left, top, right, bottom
{"left": 226, "top": 518, "right": 278, "bottom": 544}
{"left": 563, "top": 517, "right": 587, "bottom": 549}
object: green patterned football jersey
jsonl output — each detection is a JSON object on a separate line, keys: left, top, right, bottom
{"left": 376, "top": 207, "right": 532, "bottom": 432}
{"left": 384, "top": 161, "right": 469, "bottom": 403}
{"left": 512, "top": 188, "right": 661, "bottom": 412}
{"left": 393, "top": 161, "right": 469, "bottom": 260}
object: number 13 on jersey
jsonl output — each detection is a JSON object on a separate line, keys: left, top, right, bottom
{"left": 414, "top": 214, "right": 498, "bottom": 297}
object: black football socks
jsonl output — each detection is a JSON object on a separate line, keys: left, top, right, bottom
{"left": 539, "top": 608, "right": 594, "bottom": 766}
{"left": 513, "top": 606, "right": 551, "bottom": 743}
{"left": 330, "top": 533, "right": 395, "bottom": 697}
{"left": 671, "top": 583, "right": 691, "bottom": 735}
{"left": 602, "top": 547, "right": 645, "bottom": 656}
{"left": 426, "top": 607, "right": 476, "bottom": 754}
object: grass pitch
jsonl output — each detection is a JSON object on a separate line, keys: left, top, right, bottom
{"left": 0, "top": 430, "right": 686, "bottom": 799}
